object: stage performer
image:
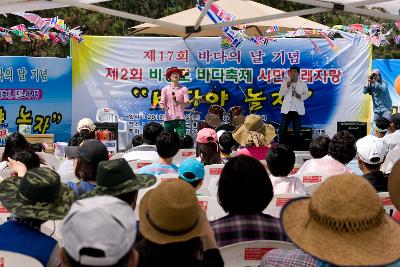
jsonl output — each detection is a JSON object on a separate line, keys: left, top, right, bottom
{"left": 159, "top": 67, "right": 190, "bottom": 138}
{"left": 279, "top": 66, "right": 309, "bottom": 144}
{"left": 363, "top": 69, "right": 392, "bottom": 120}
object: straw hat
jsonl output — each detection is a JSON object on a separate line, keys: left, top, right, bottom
{"left": 389, "top": 160, "right": 400, "bottom": 211}
{"left": 139, "top": 179, "right": 207, "bottom": 244}
{"left": 232, "top": 114, "right": 276, "bottom": 147}
{"left": 281, "top": 173, "right": 400, "bottom": 266}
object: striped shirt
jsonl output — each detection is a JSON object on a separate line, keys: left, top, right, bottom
{"left": 210, "top": 213, "right": 288, "bottom": 247}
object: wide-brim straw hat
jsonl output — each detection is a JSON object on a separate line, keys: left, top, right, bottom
{"left": 281, "top": 173, "right": 400, "bottom": 266}
{"left": 389, "top": 160, "right": 400, "bottom": 211}
{"left": 139, "top": 179, "right": 207, "bottom": 244}
{"left": 232, "top": 114, "right": 276, "bottom": 147}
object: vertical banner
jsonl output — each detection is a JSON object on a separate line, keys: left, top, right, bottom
{"left": 72, "top": 36, "right": 371, "bottom": 137}
{"left": 0, "top": 57, "right": 72, "bottom": 142}
{"left": 372, "top": 59, "right": 400, "bottom": 112}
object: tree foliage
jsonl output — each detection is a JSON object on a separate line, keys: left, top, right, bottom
{"left": 0, "top": 0, "right": 399, "bottom": 58}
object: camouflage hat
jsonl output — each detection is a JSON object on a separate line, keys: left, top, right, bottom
{"left": 81, "top": 158, "right": 156, "bottom": 198}
{"left": 0, "top": 167, "right": 75, "bottom": 220}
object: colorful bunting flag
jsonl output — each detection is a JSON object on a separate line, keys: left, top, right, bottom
{"left": 266, "top": 25, "right": 279, "bottom": 34}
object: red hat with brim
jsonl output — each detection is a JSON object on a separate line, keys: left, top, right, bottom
{"left": 166, "top": 67, "right": 183, "bottom": 79}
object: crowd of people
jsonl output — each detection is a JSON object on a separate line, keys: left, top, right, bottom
{"left": 0, "top": 110, "right": 400, "bottom": 267}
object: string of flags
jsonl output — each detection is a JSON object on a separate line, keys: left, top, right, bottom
{"left": 0, "top": 12, "right": 83, "bottom": 44}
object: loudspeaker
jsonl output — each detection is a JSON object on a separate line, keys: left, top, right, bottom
{"left": 285, "top": 128, "right": 312, "bottom": 151}
{"left": 337, "top": 121, "right": 367, "bottom": 140}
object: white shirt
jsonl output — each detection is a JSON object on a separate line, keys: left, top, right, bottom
{"left": 279, "top": 77, "right": 309, "bottom": 115}
{"left": 383, "top": 130, "right": 400, "bottom": 151}
{"left": 123, "top": 150, "right": 159, "bottom": 162}
{"left": 57, "top": 158, "right": 76, "bottom": 183}
{"left": 296, "top": 155, "right": 352, "bottom": 176}
{"left": 269, "top": 174, "right": 307, "bottom": 195}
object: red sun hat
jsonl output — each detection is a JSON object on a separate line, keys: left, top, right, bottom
{"left": 165, "top": 67, "right": 183, "bottom": 79}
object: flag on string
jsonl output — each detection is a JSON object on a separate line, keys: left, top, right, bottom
{"left": 321, "top": 32, "right": 339, "bottom": 52}
{"left": 394, "top": 35, "right": 400, "bottom": 44}
{"left": 396, "top": 20, "right": 400, "bottom": 30}
{"left": 266, "top": 25, "right": 279, "bottom": 33}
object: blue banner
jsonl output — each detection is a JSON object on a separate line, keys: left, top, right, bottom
{"left": 0, "top": 56, "right": 72, "bottom": 142}
{"left": 372, "top": 59, "right": 400, "bottom": 111}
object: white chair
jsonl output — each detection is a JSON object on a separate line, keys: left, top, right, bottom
{"left": 378, "top": 192, "right": 397, "bottom": 216}
{"left": 298, "top": 171, "right": 328, "bottom": 187}
{"left": 197, "top": 196, "right": 227, "bottom": 221}
{"left": 305, "top": 183, "right": 321, "bottom": 195}
{"left": 381, "top": 148, "right": 400, "bottom": 174}
{"left": 36, "top": 152, "right": 61, "bottom": 171}
{"left": 128, "top": 160, "right": 154, "bottom": 170}
{"left": 157, "top": 173, "right": 179, "bottom": 182}
{"left": 220, "top": 240, "right": 295, "bottom": 267}
{"left": 207, "top": 176, "right": 219, "bottom": 197}
{"left": 0, "top": 250, "right": 44, "bottom": 267}
{"left": 0, "top": 202, "right": 10, "bottom": 225}
{"left": 203, "top": 164, "right": 224, "bottom": 189}
{"left": 110, "top": 152, "right": 124, "bottom": 160}
{"left": 173, "top": 149, "right": 196, "bottom": 165}
{"left": 289, "top": 164, "right": 301, "bottom": 175}
{"left": 96, "top": 107, "right": 129, "bottom": 151}
{"left": 294, "top": 151, "right": 312, "bottom": 165}
{"left": 263, "top": 194, "right": 305, "bottom": 218}
{"left": 41, "top": 220, "right": 63, "bottom": 241}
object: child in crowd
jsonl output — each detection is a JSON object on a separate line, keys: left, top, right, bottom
{"left": 139, "top": 131, "right": 180, "bottom": 175}
{"left": 266, "top": 144, "right": 307, "bottom": 194}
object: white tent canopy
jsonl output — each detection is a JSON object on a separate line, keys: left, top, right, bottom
{"left": 2, "top": 0, "right": 400, "bottom": 36}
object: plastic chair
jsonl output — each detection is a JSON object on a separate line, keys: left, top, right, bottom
{"left": 204, "top": 164, "right": 224, "bottom": 189}
{"left": 0, "top": 250, "right": 44, "bottom": 267}
{"left": 220, "top": 240, "right": 295, "bottom": 267}
{"left": 305, "top": 183, "right": 321, "bottom": 195}
{"left": 381, "top": 148, "right": 400, "bottom": 174}
{"left": 36, "top": 152, "right": 61, "bottom": 171}
{"left": 127, "top": 160, "right": 154, "bottom": 171}
{"left": 172, "top": 149, "right": 196, "bottom": 165}
{"left": 298, "top": 171, "right": 328, "bottom": 187}
{"left": 41, "top": 220, "right": 63, "bottom": 241}
{"left": 263, "top": 194, "right": 305, "bottom": 218}
{"left": 378, "top": 191, "right": 397, "bottom": 216}
{"left": 96, "top": 107, "right": 129, "bottom": 151}
{"left": 197, "top": 196, "right": 227, "bottom": 220}
{"left": 294, "top": 151, "right": 312, "bottom": 165}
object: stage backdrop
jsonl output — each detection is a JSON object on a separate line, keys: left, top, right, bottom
{"left": 72, "top": 36, "right": 371, "bottom": 138}
{"left": 372, "top": 59, "right": 400, "bottom": 112}
{"left": 0, "top": 56, "right": 72, "bottom": 143}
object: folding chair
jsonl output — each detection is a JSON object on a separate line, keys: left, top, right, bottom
{"left": 173, "top": 149, "right": 196, "bottom": 165}
{"left": 0, "top": 250, "right": 44, "bottom": 267}
{"left": 220, "top": 240, "right": 295, "bottom": 267}
{"left": 263, "top": 194, "right": 305, "bottom": 218}
{"left": 197, "top": 196, "right": 227, "bottom": 221}
{"left": 128, "top": 160, "right": 154, "bottom": 171}
{"left": 299, "top": 171, "right": 328, "bottom": 187}
{"left": 378, "top": 191, "right": 397, "bottom": 216}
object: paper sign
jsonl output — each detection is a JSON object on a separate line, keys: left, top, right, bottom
{"left": 381, "top": 197, "right": 393, "bottom": 206}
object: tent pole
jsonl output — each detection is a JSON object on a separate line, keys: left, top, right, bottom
{"left": 194, "top": 0, "right": 214, "bottom": 31}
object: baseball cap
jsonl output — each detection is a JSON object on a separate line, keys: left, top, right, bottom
{"left": 77, "top": 118, "right": 96, "bottom": 133}
{"left": 65, "top": 139, "right": 109, "bottom": 164}
{"left": 62, "top": 196, "right": 137, "bottom": 266}
{"left": 356, "top": 135, "right": 388, "bottom": 164}
{"left": 372, "top": 69, "right": 380, "bottom": 75}
{"left": 179, "top": 158, "right": 205, "bottom": 182}
{"left": 196, "top": 128, "right": 218, "bottom": 144}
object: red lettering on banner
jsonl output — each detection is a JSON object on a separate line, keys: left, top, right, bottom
{"left": 210, "top": 168, "right": 223, "bottom": 175}
{"left": 381, "top": 197, "right": 393, "bottom": 206}
{"left": 244, "top": 248, "right": 273, "bottom": 260}
{"left": 276, "top": 198, "right": 290, "bottom": 207}
{"left": 198, "top": 201, "right": 208, "bottom": 211}
{"left": 182, "top": 151, "right": 195, "bottom": 157}
{"left": 105, "top": 67, "right": 143, "bottom": 81}
{"left": 303, "top": 176, "right": 322, "bottom": 183}
{"left": 0, "top": 204, "right": 9, "bottom": 213}
{"left": 0, "top": 257, "right": 4, "bottom": 267}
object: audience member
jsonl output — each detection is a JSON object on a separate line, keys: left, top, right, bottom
{"left": 60, "top": 196, "right": 139, "bottom": 267}
{"left": 384, "top": 113, "right": 400, "bottom": 151}
{"left": 309, "top": 135, "right": 330, "bottom": 159}
{"left": 11, "top": 150, "right": 41, "bottom": 172}
{"left": 261, "top": 173, "right": 400, "bottom": 266}
{"left": 124, "top": 122, "right": 163, "bottom": 161}
{"left": 0, "top": 167, "right": 74, "bottom": 267}
{"left": 389, "top": 161, "right": 400, "bottom": 223}
{"left": 356, "top": 135, "right": 389, "bottom": 192}
{"left": 31, "top": 143, "right": 45, "bottom": 152}
{"left": 0, "top": 132, "right": 32, "bottom": 171}
{"left": 217, "top": 130, "right": 237, "bottom": 163}
{"left": 297, "top": 131, "right": 355, "bottom": 176}
{"left": 211, "top": 155, "right": 287, "bottom": 247}
{"left": 135, "top": 179, "right": 224, "bottom": 267}
{"left": 233, "top": 115, "right": 276, "bottom": 160}
{"left": 76, "top": 118, "right": 96, "bottom": 139}
{"left": 375, "top": 117, "right": 390, "bottom": 138}
{"left": 139, "top": 131, "right": 180, "bottom": 175}
{"left": 66, "top": 139, "right": 109, "bottom": 197}
{"left": 266, "top": 144, "right": 307, "bottom": 194}
{"left": 82, "top": 158, "right": 156, "bottom": 210}
{"left": 196, "top": 128, "right": 222, "bottom": 165}
{"left": 178, "top": 158, "right": 205, "bottom": 191}
{"left": 181, "top": 134, "right": 194, "bottom": 149}
{"left": 132, "top": 134, "right": 144, "bottom": 147}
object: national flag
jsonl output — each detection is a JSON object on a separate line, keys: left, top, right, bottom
{"left": 266, "top": 25, "right": 279, "bottom": 33}
{"left": 10, "top": 24, "right": 26, "bottom": 32}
